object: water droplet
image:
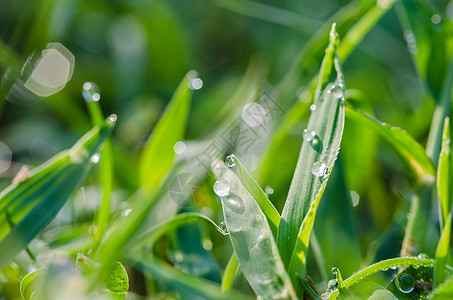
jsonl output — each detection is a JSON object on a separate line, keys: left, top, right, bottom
{"left": 431, "top": 14, "right": 441, "bottom": 24}
{"left": 82, "top": 81, "right": 101, "bottom": 102}
{"left": 108, "top": 114, "right": 117, "bottom": 123}
{"left": 213, "top": 179, "right": 231, "bottom": 197}
{"left": 91, "top": 153, "right": 100, "bottom": 164}
{"left": 265, "top": 185, "right": 274, "bottom": 195}
{"left": 327, "top": 279, "right": 338, "bottom": 291}
{"left": 390, "top": 266, "right": 398, "bottom": 270}
{"left": 403, "top": 30, "right": 417, "bottom": 54}
{"left": 327, "top": 84, "right": 344, "bottom": 100}
{"left": 310, "top": 104, "right": 316, "bottom": 111}
{"left": 225, "top": 155, "right": 236, "bottom": 167}
{"left": 312, "top": 162, "right": 327, "bottom": 177}
{"left": 189, "top": 78, "right": 203, "bottom": 90}
{"left": 331, "top": 267, "right": 338, "bottom": 275}
{"left": 303, "top": 129, "right": 317, "bottom": 142}
{"left": 350, "top": 190, "right": 360, "bottom": 207}
{"left": 174, "top": 141, "right": 186, "bottom": 154}
{"left": 122, "top": 208, "right": 132, "bottom": 217}
{"left": 395, "top": 274, "right": 415, "bottom": 293}
{"left": 220, "top": 221, "right": 229, "bottom": 234}
{"left": 381, "top": 267, "right": 389, "bottom": 271}
{"left": 412, "top": 264, "right": 420, "bottom": 269}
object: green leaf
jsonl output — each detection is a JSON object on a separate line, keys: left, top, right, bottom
{"left": 344, "top": 104, "right": 436, "bottom": 184}
{"left": 435, "top": 214, "right": 451, "bottom": 286}
{"left": 437, "top": 117, "right": 451, "bottom": 228}
{"left": 211, "top": 159, "right": 296, "bottom": 299}
{"left": 130, "top": 253, "right": 254, "bottom": 300}
{"left": 278, "top": 25, "right": 345, "bottom": 281}
{"left": 221, "top": 252, "right": 239, "bottom": 293}
{"left": 139, "top": 72, "right": 193, "bottom": 195}
{"left": 0, "top": 117, "right": 115, "bottom": 269}
{"left": 105, "top": 262, "right": 128, "bottom": 294}
{"left": 20, "top": 269, "right": 45, "bottom": 300}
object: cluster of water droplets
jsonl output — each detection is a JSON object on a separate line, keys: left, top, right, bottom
{"left": 187, "top": 70, "right": 203, "bottom": 90}
{"left": 327, "top": 83, "right": 344, "bottom": 101}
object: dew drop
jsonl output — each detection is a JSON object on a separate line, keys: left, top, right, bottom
{"left": 225, "top": 155, "right": 236, "bottom": 167}
{"left": 303, "top": 129, "right": 317, "bottom": 142}
{"left": 381, "top": 267, "right": 389, "bottom": 271}
{"left": 390, "top": 266, "right": 398, "bottom": 270}
{"left": 431, "top": 14, "right": 441, "bottom": 24}
{"left": 395, "top": 274, "right": 415, "bottom": 293}
{"left": 174, "top": 141, "right": 186, "bottom": 154}
{"left": 91, "top": 153, "right": 100, "bottom": 164}
{"left": 265, "top": 185, "right": 274, "bottom": 195}
{"left": 220, "top": 221, "right": 229, "bottom": 234}
{"left": 312, "top": 162, "right": 327, "bottom": 177}
{"left": 189, "top": 77, "right": 203, "bottom": 90}
{"left": 327, "top": 84, "right": 344, "bottom": 100}
{"left": 213, "top": 179, "right": 231, "bottom": 197}
{"left": 310, "top": 104, "right": 316, "bottom": 111}
{"left": 327, "top": 279, "right": 338, "bottom": 291}
{"left": 331, "top": 267, "right": 338, "bottom": 275}
{"left": 82, "top": 81, "right": 101, "bottom": 102}
{"left": 108, "top": 114, "right": 117, "bottom": 123}
{"left": 122, "top": 208, "right": 132, "bottom": 217}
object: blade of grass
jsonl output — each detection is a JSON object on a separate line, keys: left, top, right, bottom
{"left": 344, "top": 103, "right": 436, "bottom": 184}
{"left": 139, "top": 72, "right": 193, "bottom": 196}
{"left": 277, "top": 24, "right": 344, "bottom": 273}
{"left": 437, "top": 117, "right": 451, "bottom": 229}
{"left": 85, "top": 96, "right": 115, "bottom": 248}
{"left": 327, "top": 257, "right": 437, "bottom": 299}
{"left": 226, "top": 154, "right": 280, "bottom": 237}
{"left": 217, "top": 0, "right": 322, "bottom": 33}
{"left": 129, "top": 253, "right": 254, "bottom": 300}
{"left": 221, "top": 252, "right": 239, "bottom": 293}
{"left": 212, "top": 158, "right": 296, "bottom": 299}
{"left": 0, "top": 117, "right": 115, "bottom": 269}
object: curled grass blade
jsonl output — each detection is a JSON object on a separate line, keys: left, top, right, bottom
{"left": 212, "top": 159, "right": 296, "bottom": 299}
{"left": 139, "top": 72, "right": 193, "bottom": 195}
{"left": 0, "top": 117, "right": 114, "bottom": 269}
{"left": 327, "top": 257, "right": 437, "bottom": 299}
{"left": 344, "top": 103, "right": 435, "bottom": 184}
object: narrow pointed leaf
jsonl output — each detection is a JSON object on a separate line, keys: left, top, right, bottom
{"left": 278, "top": 25, "right": 345, "bottom": 271}
{"left": 212, "top": 159, "right": 296, "bottom": 299}
{"left": 437, "top": 117, "right": 451, "bottom": 228}
{"left": 139, "top": 72, "right": 193, "bottom": 195}
{"left": 345, "top": 104, "right": 435, "bottom": 184}
{"left": 0, "top": 117, "right": 114, "bottom": 269}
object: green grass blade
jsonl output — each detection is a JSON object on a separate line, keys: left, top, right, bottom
{"left": 85, "top": 98, "right": 115, "bottom": 248}
{"left": 327, "top": 257, "right": 437, "bottom": 299}
{"left": 0, "top": 117, "right": 115, "bottom": 269}
{"left": 278, "top": 25, "right": 345, "bottom": 270}
{"left": 20, "top": 269, "right": 45, "bottom": 300}
{"left": 226, "top": 154, "right": 280, "bottom": 237}
{"left": 437, "top": 117, "right": 451, "bottom": 229}
{"left": 130, "top": 253, "right": 254, "bottom": 300}
{"left": 221, "top": 253, "right": 239, "bottom": 293}
{"left": 139, "top": 72, "right": 193, "bottom": 195}
{"left": 212, "top": 159, "right": 297, "bottom": 299}
{"left": 345, "top": 104, "right": 436, "bottom": 184}
{"left": 435, "top": 213, "right": 451, "bottom": 286}
{"left": 217, "top": 0, "right": 322, "bottom": 33}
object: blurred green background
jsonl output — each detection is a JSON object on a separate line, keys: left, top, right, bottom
{"left": 1, "top": 0, "right": 453, "bottom": 297}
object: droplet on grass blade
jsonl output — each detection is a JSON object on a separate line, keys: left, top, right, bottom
{"left": 220, "top": 221, "right": 229, "bottom": 234}
{"left": 303, "top": 129, "right": 317, "bottom": 142}
{"left": 327, "top": 279, "right": 338, "bottom": 291}
{"left": 82, "top": 81, "right": 101, "bottom": 102}
{"left": 225, "top": 155, "right": 236, "bottom": 167}
{"left": 213, "top": 179, "right": 230, "bottom": 197}
{"left": 90, "top": 153, "right": 100, "bottom": 164}
{"left": 173, "top": 141, "right": 186, "bottom": 154}
{"left": 265, "top": 185, "right": 274, "bottom": 195}
{"left": 331, "top": 267, "right": 338, "bottom": 275}
{"left": 311, "top": 162, "right": 327, "bottom": 177}
{"left": 310, "top": 104, "right": 316, "bottom": 111}
{"left": 327, "top": 84, "right": 344, "bottom": 100}
{"left": 395, "top": 274, "right": 415, "bottom": 293}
